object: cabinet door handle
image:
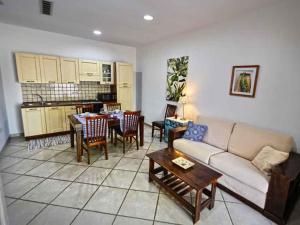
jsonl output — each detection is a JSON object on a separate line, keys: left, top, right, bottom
{"left": 67, "top": 82, "right": 75, "bottom": 84}
{"left": 48, "top": 81, "right": 56, "bottom": 83}
{"left": 27, "top": 108, "right": 39, "bottom": 111}
{"left": 51, "top": 107, "right": 58, "bottom": 109}
{"left": 87, "top": 73, "right": 93, "bottom": 76}
{"left": 26, "top": 80, "right": 35, "bottom": 83}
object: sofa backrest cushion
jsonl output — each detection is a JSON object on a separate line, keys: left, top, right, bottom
{"left": 197, "top": 116, "right": 235, "bottom": 150}
{"left": 228, "top": 123, "right": 294, "bottom": 160}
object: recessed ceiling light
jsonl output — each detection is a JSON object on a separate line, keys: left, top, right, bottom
{"left": 93, "top": 30, "right": 102, "bottom": 35}
{"left": 144, "top": 14, "right": 154, "bottom": 21}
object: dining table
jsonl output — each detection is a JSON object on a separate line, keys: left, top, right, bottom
{"left": 68, "top": 113, "right": 145, "bottom": 162}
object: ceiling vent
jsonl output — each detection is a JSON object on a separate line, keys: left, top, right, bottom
{"left": 40, "top": 0, "right": 53, "bottom": 16}
{"left": 0, "top": 0, "right": 4, "bottom": 5}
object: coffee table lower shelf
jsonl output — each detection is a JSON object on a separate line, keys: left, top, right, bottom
{"left": 149, "top": 162, "right": 217, "bottom": 223}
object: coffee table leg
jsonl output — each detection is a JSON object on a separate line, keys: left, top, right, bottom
{"left": 149, "top": 159, "right": 154, "bottom": 182}
{"left": 194, "top": 189, "right": 202, "bottom": 223}
{"left": 209, "top": 180, "right": 217, "bottom": 209}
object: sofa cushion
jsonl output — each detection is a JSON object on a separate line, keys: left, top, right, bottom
{"left": 197, "top": 116, "right": 235, "bottom": 150}
{"left": 252, "top": 146, "right": 289, "bottom": 176}
{"left": 183, "top": 121, "right": 208, "bottom": 142}
{"left": 173, "top": 138, "right": 224, "bottom": 164}
{"left": 209, "top": 152, "right": 269, "bottom": 193}
{"left": 228, "top": 123, "right": 294, "bottom": 160}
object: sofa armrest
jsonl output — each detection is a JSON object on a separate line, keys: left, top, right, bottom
{"left": 168, "top": 126, "right": 187, "bottom": 148}
{"left": 272, "top": 152, "right": 300, "bottom": 180}
{"left": 265, "top": 152, "right": 300, "bottom": 223}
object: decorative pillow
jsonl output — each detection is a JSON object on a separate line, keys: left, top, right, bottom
{"left": 252, "top": 146, "right": 289, "bottom": 176}
{"left": 183, "top": 121, "right": 208, "bottom": 142}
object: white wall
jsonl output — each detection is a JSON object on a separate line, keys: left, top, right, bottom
{"left": 0, "top": 66, "right": 9, "bottom": 151}
{"left": 138, "top": 0, "right": 300, "bottom": 151}
{"left": 0, "top": 23, "right": 136, "bottom": 135}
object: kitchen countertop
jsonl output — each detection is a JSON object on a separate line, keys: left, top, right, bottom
{"left": 21, "top": 100, "right": 116, "bottom": 108}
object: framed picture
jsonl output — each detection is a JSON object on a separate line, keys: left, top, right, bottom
{"left": 166, "top": 56, "right": 189, "bottom": 102}
{"left": 229, "top": 65, "right": 260, "bottom": 98}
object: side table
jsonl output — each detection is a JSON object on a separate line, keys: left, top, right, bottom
{"left": 164, "top": 117, "right": 191, "bottom": 143}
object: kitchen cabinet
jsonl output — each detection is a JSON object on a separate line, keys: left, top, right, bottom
{"left": 79, "top": 59, "right": 101, "bottom": 81}
{"left": 15, "top": 53, "right": 41, "bottom": 83}
{"left": 100, "top": 61, "right": 114, "bottom": 84}
{"left": 21, "top": 107, "right": 46, "bottom": 137}
{"left": 116, "top": 62, "right": 133, "bottom": 111}
{"left": 60, "top": 57, "right": 79, "bottom": 84}
{"left": 40, "top": 55, "right": 61, "bottom": 83}
{"left": 45, "top": 106, "right": 65, "bottom": 133}
{"left": 63, "top": 106, "right": 77, "bottom": 131}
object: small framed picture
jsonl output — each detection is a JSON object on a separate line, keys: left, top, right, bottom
{"left": 229, "top": 65, "right": 260, "bottom": 98}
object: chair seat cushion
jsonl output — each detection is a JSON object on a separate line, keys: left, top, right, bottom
{"left": 173, "top": 138, "right": 224, "bottom": 164}
{"left": 152, "top": 120, "right": 165, "bottom": 128}
{"left": 209, "top": 152, "right": 269, "bottom": 193}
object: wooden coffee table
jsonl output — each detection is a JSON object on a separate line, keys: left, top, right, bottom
{"left": 146, "top": 148, "right": 222, "bottom": 223}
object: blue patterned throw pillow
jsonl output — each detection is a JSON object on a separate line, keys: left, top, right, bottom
{"left": 183, "top": 121, "right": 208, "bottom": 142}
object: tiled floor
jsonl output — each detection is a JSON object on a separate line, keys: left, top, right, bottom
{"left": 1, "top": 126, "right": 300, "bottom": 225}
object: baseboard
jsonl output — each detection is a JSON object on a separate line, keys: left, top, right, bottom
{"left": 9, "top": 133, "right": 24, "bottom": 137}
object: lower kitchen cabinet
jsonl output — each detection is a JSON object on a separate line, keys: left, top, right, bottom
{"left": 63, "top": 106, "right": 77, "bottom": 131}
{"left": 45, "top": 106, "right": 66, "bottom": 133}
{"left": 21, "top": 107, "right": 46, "bottom": 137}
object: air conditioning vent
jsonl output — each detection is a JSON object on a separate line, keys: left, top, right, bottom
{"left": 40, "top": 0, "right": 53, "bottom": 16}
{"left": 0, "top": 0, "right": 4, "bottom": 5}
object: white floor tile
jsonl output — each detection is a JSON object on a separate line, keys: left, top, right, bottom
{"left": 28, "top": 205, "right": 79, "bottom": 225}
{"left": 131, "top": 172, "right": 159, "bottom": 192}
{"left": 115, "top": 158, "right": 142, "bottom": 171}
{"left": 22, "top": 179, "right": 71, "bottom": 203}
{"left": 114, "top": 216, "right": 153, "bottom": 225}
{"left": 52, "top": 182, "right": 98, "bottom": 208}
{"left": 84, "top": 186, "right": 127, "bottom": 214}
{"left": 4, "top": 159, "right": 43, "bottom": 174}
{"left": 119, "top": 190, "right": 158, "bottom": 220}
{"left": 76, "top": 167, "right": 111, "bottom": 185}
{"left": 50, "top": 164, "right": 87, "bottom": 181}
{"left": 72, "top": 210, "right": 115, "bottom": 225}
{"left": 7, "top": 200, "right": 45, "bottom": 225}
{"left": 102, "top": 169, "right": 136, "bottom": 188}
{"left": 26, "top": 162, "right": 65, "bottom": 177}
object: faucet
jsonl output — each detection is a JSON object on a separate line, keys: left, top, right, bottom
{"left": 33, "top": 94, "right": 45, "bottom": 105}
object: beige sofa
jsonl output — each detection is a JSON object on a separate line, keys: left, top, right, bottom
{"left": 169, "top": 116, "right": 298, "bottom": 224}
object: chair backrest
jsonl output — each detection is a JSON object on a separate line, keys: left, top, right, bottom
{"left": 85, "top": 115, "right": 108, "bottom": 145}
{"left": 76, "top": 104, "right": 94, "bottom": 114}
{"left": 165, "top": 104, "right": 177, "bottom": 119}
{"left": 106, "top": 103, "right": 121, "bottom": 111}
{"left": 123, "top": 111, "right": 141, "bottom": 134}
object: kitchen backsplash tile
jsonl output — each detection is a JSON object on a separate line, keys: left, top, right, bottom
{"left": 21, "top": 82, "right": 110, "bottom": 102}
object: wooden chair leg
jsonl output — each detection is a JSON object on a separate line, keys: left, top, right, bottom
{"left": 114, "top": 130, "right": 117, "bottom": 145}
{"left": 104, "top": 143, "right": 108, "bottom": 160}
{"left": 87, "top": 149, "right": 90, "bottom": 164}
{"left": 152, "top": 125, "right": 154, "bottom": 137}
{"left": 159, "top": 128, "right": 163, "bottom": 142}
{"left": 136, "top": 135, "right": 139, "bottom": 150}
{"left": 130, "top": 137, "right": 132, "bottom": 143}
{"left": 123, "top": 136, "right": 126, "bottom": 154}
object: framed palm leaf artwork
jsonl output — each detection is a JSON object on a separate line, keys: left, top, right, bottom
{"left": 229, "top": 65, "right": 260, "bottom": 98}
{"left": 166, "top": 56, "right": 189, "bottom": 102}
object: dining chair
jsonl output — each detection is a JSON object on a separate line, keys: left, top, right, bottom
{"left": 105, "top": 103, "right": 121, "bottom": 111}
{"left": 114, "top": 111, "right": 141, "bottom": 153}
{"left": 82, "top": 115, "right": 109, "bottom": 164}
{"left": 76, "top": 104, "right": 94, "bottom": 114}
{"left": 152, "top": 104, "right": 177, "bottom": 142}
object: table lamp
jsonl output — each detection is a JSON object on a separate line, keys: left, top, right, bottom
{"left": 179, "top": 96, "right": 188, "bottom": 120}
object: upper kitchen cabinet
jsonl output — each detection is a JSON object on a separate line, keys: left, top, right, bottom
{"left": 60, "top": 57, "right": 79, "bottom": 84}
{"left": 79, "top": 59, "right": 101, "bottom": 82}
{"left": 100, "top": 61, "right": 114, "bottom": 84}
{"left": 116, "top": 62, "right": 133, "bottom": 111}
{"left": 15, "top": 53, "right": 41, "bottom": 83}
{"left": 40, "top": 55, "right": 61, "bottom": 83}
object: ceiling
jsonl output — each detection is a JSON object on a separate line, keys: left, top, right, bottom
{"left": 0, "top": 0, "right": 281, "bottom": 46}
